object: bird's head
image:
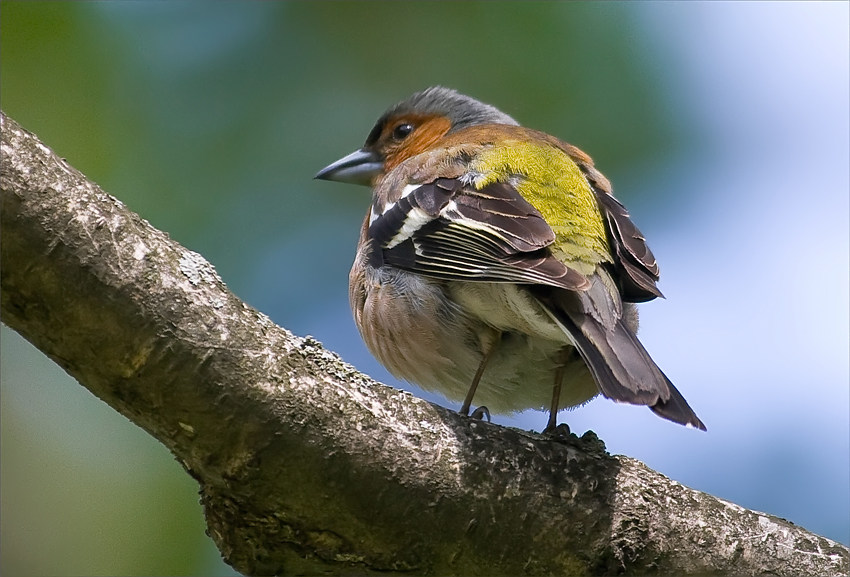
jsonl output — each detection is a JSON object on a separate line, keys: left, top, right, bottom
{"left": 315, "top": 87, "right": 518, "bottom": 186}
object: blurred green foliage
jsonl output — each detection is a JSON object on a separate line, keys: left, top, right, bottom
{"left": 1, "top": 2, "right": 693, "bottom": 574}
{"left": 1, "top": 2, "right": 688, "bottom": 286}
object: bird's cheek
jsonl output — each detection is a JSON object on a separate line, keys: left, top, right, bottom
{"left": 386, "top": 117, "right": 453, "bottom": 172}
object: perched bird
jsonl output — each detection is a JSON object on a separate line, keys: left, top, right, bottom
{"left": 316, "top": 87, "right": 705, "bottom": 432}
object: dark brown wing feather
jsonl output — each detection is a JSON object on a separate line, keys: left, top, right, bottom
{"left": 568, "top": 159, "right": 663, "bottom": 302}
{"left": 595, "top": 192, "right": 663, "bottom": 302}
{"left": 449, "top": 181, "right": 555, "bottom": 251}
{"left": 368, "top": 178, "right": 589, "bottom": 291}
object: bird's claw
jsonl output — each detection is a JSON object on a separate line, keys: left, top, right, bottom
{"left": 469, "top": 406, "right": 491, "bottom": 422}
{"left": 543, "top": 422, "right": 571, "bottom": 438}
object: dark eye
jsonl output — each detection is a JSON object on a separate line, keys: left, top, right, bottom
{"left": 392, "top": 123, "right": 414, "bottom": 140}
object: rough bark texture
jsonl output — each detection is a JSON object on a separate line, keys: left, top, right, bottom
{"left": 1, "top": 111, "right": 847, "bottom": 576}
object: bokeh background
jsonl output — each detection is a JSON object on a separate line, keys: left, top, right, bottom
{"left": 2, "top": 2, "right": 847, "bottom": 574}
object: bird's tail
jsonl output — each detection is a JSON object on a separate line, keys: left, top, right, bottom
{"left": 536, "top": 275, "right": 706, "bottom": 430}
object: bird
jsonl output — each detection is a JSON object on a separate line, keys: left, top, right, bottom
{"left": 315, "top": 86, "right": 705, "bottom": 433}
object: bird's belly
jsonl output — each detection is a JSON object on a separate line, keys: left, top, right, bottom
{"left": 447, "top": 282, "right": 571, "bottom": 344}
{"left": 358, "top": 268, "right": 598, "bottom": 415}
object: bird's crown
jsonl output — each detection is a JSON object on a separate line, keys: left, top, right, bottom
{"left": 365, "top": 86, "right": 519, "bottom": 147}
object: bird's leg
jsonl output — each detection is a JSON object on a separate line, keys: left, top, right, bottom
{"left": 544, "top": 346, "right": 576, "bottom": 434}
{"left": 459, "top": 330, "right": 501, "bottom": 417}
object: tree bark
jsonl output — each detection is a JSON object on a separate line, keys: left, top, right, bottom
{"left": 1, "top": 111, "right": 847, "bottom": 576}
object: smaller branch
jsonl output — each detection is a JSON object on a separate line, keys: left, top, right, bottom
{"left": 2, "top": 111, "right": 847, "bottom": 576}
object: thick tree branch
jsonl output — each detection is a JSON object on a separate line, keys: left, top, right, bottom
{"left": 1, "top": 111, "right": 847, "bottom": 576}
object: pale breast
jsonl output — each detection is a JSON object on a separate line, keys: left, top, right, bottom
{"left": 352, "top": 262, "right": 598, "bottom": 415}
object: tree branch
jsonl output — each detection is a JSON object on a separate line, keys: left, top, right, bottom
{"left": 1, "top": 111, "right": 847, "bottom": 576}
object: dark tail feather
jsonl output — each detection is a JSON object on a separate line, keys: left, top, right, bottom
{"left": 650, "top": 374, "right": 707, "bottom": 430}
{"left": 540, "top": 283, "right": 706, "bottom": 430}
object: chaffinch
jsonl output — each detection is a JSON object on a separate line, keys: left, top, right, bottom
{"left": 316, "top": 86, "right": 705, "bottom": 432}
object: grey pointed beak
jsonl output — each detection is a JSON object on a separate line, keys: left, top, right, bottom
{"left": 314, "top": 149, "right": 383, "bottom": 186}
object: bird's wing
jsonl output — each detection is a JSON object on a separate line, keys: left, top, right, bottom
{"left": 573, "top": 160, "right": 663, "bottom": 302}
{"left": 596, "top": 192, "right": 663, "bottom": 302}
{"left": 368, "top": 177, "right": 590, "bottom": 291}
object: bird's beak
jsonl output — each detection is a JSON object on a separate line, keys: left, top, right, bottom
{"left": 314, "top": 148, "right": 384, "bottom": 187}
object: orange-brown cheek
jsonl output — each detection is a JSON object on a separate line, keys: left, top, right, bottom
{"left": 384, "top": 116, "right": 452, "bottom": 172}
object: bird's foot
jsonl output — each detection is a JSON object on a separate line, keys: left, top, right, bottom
{"left": 543, "top": 422, "right": 571, "bottom": 438}
{"left": 469, "top": 406, "right": 491, "bottom": 422}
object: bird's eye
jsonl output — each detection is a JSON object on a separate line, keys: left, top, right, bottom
{"left": 392, "top": 123, "right": 414, "bottom": 140}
